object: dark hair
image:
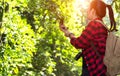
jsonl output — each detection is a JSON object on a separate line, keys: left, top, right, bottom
{"left": 90, "top": 0, "right": 117, "bottom": 31}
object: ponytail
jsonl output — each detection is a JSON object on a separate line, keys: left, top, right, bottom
{"left": 106, "top": 5, "right": 117, "bottom": 31}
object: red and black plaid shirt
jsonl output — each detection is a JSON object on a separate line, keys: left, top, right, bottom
{"left": 70, "top": 18, "right": 108, "bottom": 76}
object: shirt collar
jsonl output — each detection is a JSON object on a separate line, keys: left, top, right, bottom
{"left": 93, "top": 18, "right": 103, "bottom": 21}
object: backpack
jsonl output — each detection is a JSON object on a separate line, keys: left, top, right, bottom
{"left": 96, "top": 20, "right": 120, "bottom": 76}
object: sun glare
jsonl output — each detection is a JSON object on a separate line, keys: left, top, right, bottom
{"left": 74, "top": 0, "right": 90, "bottom": 10}
{"left": 73, "top": 0, "right": 91, "bottom": 19}
{"left": 73, "top": 0, "right": 91, "bottom": 17}
{"left": 72, "top": 0, "right": 91, "bottom": 27}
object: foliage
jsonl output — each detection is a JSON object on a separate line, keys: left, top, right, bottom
{"left": 0, "top": 0, "right": 120, "bottom": 76}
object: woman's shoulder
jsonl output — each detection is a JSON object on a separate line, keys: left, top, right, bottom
{"left": 88, "top": 20, "right": 105, "bottom": 27}
{"left": 87, "top": 20, "right": 98, "bottom": 28}
{"left": 87, "top": 20, "right": 106, "bottom": 31}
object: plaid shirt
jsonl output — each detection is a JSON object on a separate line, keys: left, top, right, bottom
{"left": 70, "top": 18, "right": 108, "bottom": 76}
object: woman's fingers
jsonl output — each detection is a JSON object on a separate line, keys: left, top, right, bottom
{"left": 59, "top": 24, "right": 68, "bottom": 32}
{"left": 59, "top": 19, "right": 68, "bottom": 32}
{"left": 59, "top": 19, "right": 64, "bottom": 25}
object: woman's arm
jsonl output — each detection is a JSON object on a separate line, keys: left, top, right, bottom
{"left": 59, "top": 20, "right": 96, "bottom": 49}
{"left": 70, "top": 21, "right": 97, "bottom": 49}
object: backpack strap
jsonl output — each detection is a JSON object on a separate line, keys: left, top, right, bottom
{"left": 90, "top": 20, "right": 108, "bottom": 57}
{"left": 95, "top": 20, "right": 110, "bottom": 32}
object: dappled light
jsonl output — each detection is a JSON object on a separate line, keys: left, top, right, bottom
{"left": 0, "top": 0, "right": 120, "bottom": 76}
{"left": 74, "top": 0, "right": 90, "bottom": 10}
{"left": 72, "top": 0, "right": 91, "bottom": 26}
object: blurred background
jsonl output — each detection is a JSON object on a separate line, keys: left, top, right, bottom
{"left": 0, "top": 0, "right": 120, "bottom": 76}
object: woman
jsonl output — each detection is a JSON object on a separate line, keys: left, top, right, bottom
{"left": 59, "top": 0, "right": 117, "bottom": 76}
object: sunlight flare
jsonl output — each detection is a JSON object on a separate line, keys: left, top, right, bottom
{"left": 74, "top": 0, "right": 91, "bottom": 10}
{"left": 73, "top": 0, "right": 91, "bottom": 17}
{"left": 73, "top": 0, "right": 91, "bottom": 24}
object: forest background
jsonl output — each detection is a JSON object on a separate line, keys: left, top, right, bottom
{"left": 0, "top": 0, "right": 120, "bottom": 76}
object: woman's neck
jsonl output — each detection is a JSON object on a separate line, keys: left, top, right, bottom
{"left": 92, "top": 15, "right": 100, "bottom": 20}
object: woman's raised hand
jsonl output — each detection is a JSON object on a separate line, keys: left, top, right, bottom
{"left": 59, "top": 19, "right": 74, "bottom": 38}
{"left": 59, "top": 19, "right": 68, "bottom": 32}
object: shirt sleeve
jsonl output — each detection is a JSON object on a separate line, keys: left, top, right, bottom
{"left": 70, "top": 21, "right": 97, "bottom": 49}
